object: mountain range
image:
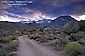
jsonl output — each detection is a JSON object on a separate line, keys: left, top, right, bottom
{"left": 19, "top": 16, "right": 77, "bottom": 25}
{"left": 36, "top": 19, "right": 52, "bottom": 24}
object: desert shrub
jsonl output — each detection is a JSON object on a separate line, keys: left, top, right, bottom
{"left": 24, "top": 33, "right": 27, "bottom": 35}
{"left": 29, "top": 34, "right": 34, "bottom": 39}
{"left": 44, "top": 37, "right": 49, "bottom": 40}
{"left": 53, "top": 39, "right": 63, "bottom": 50}
{"left": 29, "top": 34, "right": 34, "bottom": 37}
{"left": 44, "top": 36, "right": 50, "bottom": 40}
{"left": 20, "top": 34, "right": 23, "bottom": 36}
{"left": 0, "top": 38, "right": 9, "bottom": 43}
{"left": 0, "top": 48, "right": 7, "bottom": 56}
{"left": 79, "top": 24, "right": 85, "bottom": 32}
{"left": 39, "top": 37, "right": 49, "bottom": 42}
{"left": 80, "top": 46, "right": 85, "bottom": 56}
{"left": 78, "top": 38, "right": 85, "bottom": 46}
{"left": 9, "top": 36, "right": 18, "bottom": 40}
{"left": 77, "top": 46, "right": 85, "bottom": 56}
{"left": 48, "top": 38, "right": 64, "bottom": 50}
{"left": 35, "top": 34, "right": 42, "bottom": 37}
{"left": 54, "top": 38, "right": 70, "bottom": 50}
{"left": 1, "top": 36, "right": 18, "bottom": 43}
{"left": 55, "top": 45, "right": 64, "bottom": 50}
{"left": 60, "top": 38, "right": 71, "bottom": 46}
{"left": 64, "top": 42, "right": 82, "bottom": 56}
{"left": 28, "top": 29, "right": 35, "bottom": 32}
{"left": 69, "top": 32, "right": 85, "bottom": 41}
{"left": 62, "top": 21, "right": 79, "bottom": 34}
{"left": 9, "top": 40, "right": 19, "bottom": 49}
{"left": 2, "top": 44, "right": 12, "bottom": 55}
{"left": 0, "top": 45, "right": 4, "bottom": 56}
{"left": 34, "top": 34, "right": 42, "bottom": 40}
{"left": 28, "top": 34, "right": 43, "bottom": 40}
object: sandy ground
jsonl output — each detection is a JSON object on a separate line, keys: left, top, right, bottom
{"left": 17, "top": 35, "right": 62, "bottom": 56}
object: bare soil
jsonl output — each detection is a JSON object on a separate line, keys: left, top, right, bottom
{"left": 17, "top": 35, "right": 63, "bottom": 56}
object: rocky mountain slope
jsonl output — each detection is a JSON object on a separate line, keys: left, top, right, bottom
{"left": 50, "top": 16, "right": 77, "bottom": 25}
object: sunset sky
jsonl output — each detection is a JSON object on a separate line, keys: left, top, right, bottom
{"left": 0, "top": 0, "right": 85, "bottom": 22}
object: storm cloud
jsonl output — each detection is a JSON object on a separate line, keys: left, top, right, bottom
{"left": 0, "top": 0, "right": 85, "bottom": 21}
{"left": 23, "top": 0, "right": 85, "bottom": 16}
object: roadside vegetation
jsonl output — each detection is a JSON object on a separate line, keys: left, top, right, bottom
{"left": 79, "top": 24, "right": 85, "bottom": 32}
{"left": 79, "top": 20, "right": 85, "bottom": 32}
{"left": 0, "top": 21, "right": 29, "bottom": 56}
{"left": 0, "top": 21, "right": 85, "bottom": 56}
{"left": 27, "top": 21, "right": 85, "bottom": 56}
{"left": 0, "top": 36, "right": 19, "bottom": 56}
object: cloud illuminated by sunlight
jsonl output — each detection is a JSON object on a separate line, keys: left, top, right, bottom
{"left": 0, "top": 16, "right": 6, "bottom": 21}
{"left": 71, "top": 14, "right": 85, "bottom": 21}
{"left": 0, "top": 15, "right": 21, "bottom": 22}
{"left": 79, "top": 15, "right": 85, "bottom": 20}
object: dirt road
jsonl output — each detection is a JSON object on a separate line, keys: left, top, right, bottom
{"left": 17, "top": 36, "right": 61, "bottom": 56}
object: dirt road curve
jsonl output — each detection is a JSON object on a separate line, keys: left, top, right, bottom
{"left": 17, "top": 36, "right": 61, "bottom": 56}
